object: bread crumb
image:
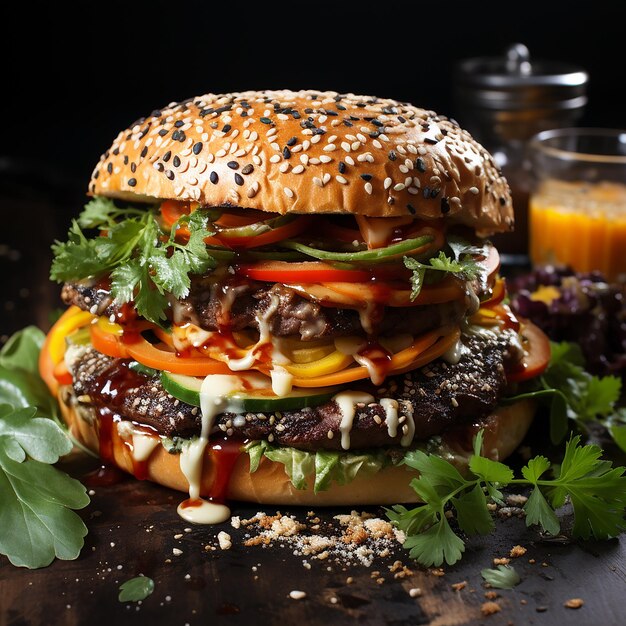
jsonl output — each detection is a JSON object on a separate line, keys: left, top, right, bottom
{"left": 564, "top": 598, "right": 584, "bottom": 609}
{"left": 451, "top": 581, "right": 467, "bottom": 592}
{"left": 346, "top": 577, "right": 354, "bottom": 584}
{"left": 493, "top": 557, "right": 510, "bottom": 566}
{"left": 218, "top": 532, "right": 232, "bottom": 550}
{"left": 172, "top": 548, "right": 183, "bottom": 556}
{"left": 409, "top": 587, "right": 422, "bottom": 598}
{"left": 230, "top": 516, "right": 241, "bottom": 529}
{"left": 484, "top": 591, "right": 499, "bottom": 600}
{"left": 528, "top": 558, "right": 536, "bottom": 564}
{"left": 510, "top": 545, "right": 527, "bottom": 558}
{"left": 481, "top": 601, "right": 501, "bottom": 616}
{"left": 289, "top": 590, "right": 306, "bottom": 600}
{"left": 506, "top": 494, "right": 528, "bottom": 506}
{"left": 430, "top": 568, "right": 445, "bottom": 577}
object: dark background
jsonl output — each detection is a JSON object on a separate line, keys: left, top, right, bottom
{"left": 1, "top": 1, "right": 624, "bottom": 192}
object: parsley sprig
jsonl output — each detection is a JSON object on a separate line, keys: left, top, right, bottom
{"left": 51, "top": 197, "right": 216, "bottom": 324}
{"left": 403, "top": 235, "right": 484, "bottom": 300}
{"left": 387, "top": 431, "right": 626, "bottom": 567}
{"left": 504, "top": 341, "right": 623, "bottom": 445}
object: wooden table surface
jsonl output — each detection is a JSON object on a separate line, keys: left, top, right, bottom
{"left": 1, "top": 167, "right": 625, "bottom": 626}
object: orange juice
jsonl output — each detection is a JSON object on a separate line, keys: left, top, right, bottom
{"left": 529, "top": 179, "right": 626, "bottom": 281}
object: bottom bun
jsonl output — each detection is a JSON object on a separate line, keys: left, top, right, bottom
{"left": 59, "top": 390, "right": 535, "bottom": 506}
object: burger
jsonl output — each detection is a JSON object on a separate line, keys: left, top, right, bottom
{"left": 38, "top": 90, "right": 549, "bottom": 521}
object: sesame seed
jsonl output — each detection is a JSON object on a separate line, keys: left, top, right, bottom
{"left": 364, "top": 182, "right": 373, "bottom": 194}
{"left": 284, "top": 187, "right": 294, "bottom": 198}
{"left": 127, "top": 178, "right": 137, "bottom": 187}
{"left": 394, "top": 183, "right": 405, "bottom": 191}
{"left": 323, "top": 144, "right": 336, "bottom": 152}
{"left": 345, "top": 156, "right": 355, "bottom": 166}
{"left": 313, "top": 177, "right": 324, "bottom": 187}
{"left": 384, "top": 177, "right": 392, "bottom": 189}
{"left": 241, "top": 164, "right": 254, "bottom": 175}
{"left": 336, "top": 175, "right": 348, "bottom": 184}
{"left": 469, "top": 186, "right": 479, "bottom": 195}
{"left": 270, "top": 154, "right": 281, "bottom": 163}
{"left": 210, "top": 171, "right": 219, "bottom": 184}
{"left": 360, "top": 174, "right": 372, "bottom": 181}
{"left": 227, "top": 161, "right": 239, "bottom": 170}
{"left": 292, "top": 165, "right": 305, "bottom": 174}
{"left": 283, "top": 147, "right": 292, "bottom": 159}
{"left": 234, "top": 173, "right": 244, "bottom": 185}
{"left": 260, "top": 117, "right": 272, "bottom": 124}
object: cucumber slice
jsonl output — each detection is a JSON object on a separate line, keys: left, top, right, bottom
{"left": 161, "top": 371, "right": 339, "bottom": 413}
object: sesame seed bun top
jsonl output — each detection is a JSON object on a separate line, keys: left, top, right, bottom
{"left": 90, "top": 89, "right": 513, "bottom": 235}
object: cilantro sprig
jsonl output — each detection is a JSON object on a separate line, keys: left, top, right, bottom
{"left": 403, "top": 235, "right": 484, "bottom": 300}
{"left": 51, "top": 197, "right": 217, "bottom": 324}
{"left": 387, "top": 431, "right": 626, "bottom": 567}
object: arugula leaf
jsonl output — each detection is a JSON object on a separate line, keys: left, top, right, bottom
{"left": 403, "top": 236, "right": 483, "bottom": 300}
{"left": 388, "top": 430, "right": 626, "bottom": 567}
{"left": 481, "top": 565, "right": 521, "bottom": 589}
{"left": 118, "top": 576, "right": 155, "bottom": 602}
{"left": 51, "top": 197, "right": 217, "bottom": 325}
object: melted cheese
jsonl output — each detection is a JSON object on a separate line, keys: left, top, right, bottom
{"left": 131, "top": 433, "right": 160, "bottom": 462}
{"left": 442, "top": 337, "right": 469, "bottom": 365}
{"left": 176, "top": 499, "right": 231, "bottom": 524}
{"left": 270, "top": 365, "right": 294, "bottom": 397}
{"left": 333, "top": 391, "right": 375, "bottom": 450}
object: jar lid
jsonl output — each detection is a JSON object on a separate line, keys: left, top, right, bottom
{"left": 455, "top": 44, "right": 588, "bottom": 111}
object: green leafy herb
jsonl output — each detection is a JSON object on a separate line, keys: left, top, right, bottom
{"left": 387, "top": 431, "right": 626, "bottom": 567}
{"left": 118, "top": 576, "right": 155, "bottom": 602}
{"left": 245, "top": 441, "right": 394, "bottom": 492}
{"left": 0, "top": 328, "right": 90, "bottom": 569}
{"left": 51, "top": 197, "right": 216, "bottom": 325}
{"left": 504, "top": 341, "right": 622, "bottom": 444}
{"left": 481, "top": 565, "right": 521, "bottom": 589}
{"left": 0, "top": 405, "right": 89, "bottom": 568}
{"left": 403, "top": 236, "right": 483, "bottom": 300}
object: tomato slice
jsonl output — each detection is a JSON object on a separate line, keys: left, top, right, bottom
{"left": 161, "top": 199, "right": 191, "bottom": 227}
{"left": 237, "top": 261, "right": 371, "bottom": 283}
{"left": 506, "top": 320, "right": 551, "bottom": 382}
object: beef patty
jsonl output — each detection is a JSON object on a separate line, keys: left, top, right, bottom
{"left": 62, "top": 278, "right": 468, "bottom": 340}
{"left": 65, "top": 329, "right": 516, "bottom": 451}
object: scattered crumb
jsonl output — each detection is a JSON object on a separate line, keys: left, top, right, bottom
{"left": 289, "top": 590, "right": 307, "bottom": 600}
{"left": 429, "top": 568, "right": 445, "bottom": 577}
{"left": 510, "top": 545, "right": 527, "bottom": 558}
{"left": 520, "top": 599, "right": 528, "bottom": 605}
{"left": 217, "top": 532, "right": 232, "bottom": 550}
{"left": 528, "top": 559, "right": 536, "bottom": 564}
{"left": 481, "top": 601, "right": 501, "bottom": 616}
{"left": 506, "top": 494, "right": 528, "bottom": 507}
{"left": 493, "top": 557, "right": 510, "bottom": 566}
{"left": 236, "top": 510, "right": 403, "bottom": 568}
{"left": 174, "top": 534, "right": 183, "bottom": 540}
{"left": 564, "top": 598, "right": 584, "bottom": 609}
{"left": 346, "top": 577, "right": 354, "bottom": 584}
{"left": 172, "top": 548, "right": 183, "bottom": 556}
{"left": 409, "top": 587, "right": 422, "bottom": 598}
{"left": 451, "top": 581, "right": 467, "bottom": 592}
{"left": 230, "top": 516, "right": 241, "bottom": 529}
{"left": 484, "top": 591, "right": 499, "bottom": 600}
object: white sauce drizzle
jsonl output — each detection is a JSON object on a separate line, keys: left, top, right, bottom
{"left": 333, "top": 391, "right": 375, "bottom": 450}
{"left": 131, "top": 433, "right": 160, "bottom": 462}
{"left": 270, "top": 365, "right": 294, "bottom": 397}
{"left": 380, "top": 398, "right": 399, "bottom": 438}
{"left": 400, "top": 403, "right": 415, "bottom": 447}
{"left": 177, "top": 374, "right": 245, "bottom": 524}
{"left": 442, "top": 337, "right": 469, "bottom": 365}
{"left": 177, "top": 499, "right": 231, "bottom": 524}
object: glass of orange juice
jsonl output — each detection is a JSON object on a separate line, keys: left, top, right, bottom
{"left": 529, "top": 128, "right": 626, "bottom": 281}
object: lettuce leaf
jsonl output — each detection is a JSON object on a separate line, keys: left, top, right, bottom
{"left": 245, "top": 441, "right": 397, "bottom": 492}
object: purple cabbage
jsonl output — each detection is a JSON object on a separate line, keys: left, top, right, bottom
{"left": 508, "top": 266, "right": 626, "bottom": 376}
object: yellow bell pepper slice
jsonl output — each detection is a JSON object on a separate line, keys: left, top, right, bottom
{"left": 284, "top": 350, "right": 353, "bottom": 378}
{"left": 48, "top": 306, "right": 95, "bottom": 364}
